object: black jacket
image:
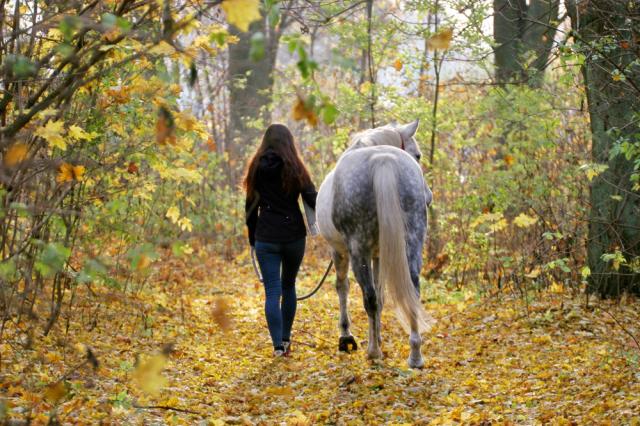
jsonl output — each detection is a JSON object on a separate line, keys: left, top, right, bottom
{"left": 245, "top": 149, "right": 317, "bottom": 245}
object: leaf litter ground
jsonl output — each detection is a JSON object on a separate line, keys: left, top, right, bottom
{"left": 1, "top": 241, "right": 639, "bottom": 425}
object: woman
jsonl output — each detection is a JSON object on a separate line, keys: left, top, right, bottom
{"left": 244, "top": 124, "right": 317, "bottom": 357}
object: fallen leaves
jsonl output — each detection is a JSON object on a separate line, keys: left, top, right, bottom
{"left": 2, "top": 252, "right": 640, "bottom": 424}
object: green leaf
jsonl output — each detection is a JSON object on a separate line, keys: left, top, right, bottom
{"left": 209, "top": 30, "right": 228, "bottom": 47}
{"left": 249, "top": 32, "right": 265, "bottom": 62}
{"left": 35, "top": 243, "right": 71, "bottom": 278}
{"left": 59, "top": 16, "right": 81, "bottom": 41}
{"left": 101, "top": 13, "right": 118, "bottom": 29}
{"left": 0, "top": 259, "right": 17, "bottom": 280}
{"left": 76, "top": 259, "right": 108, "bottom": 284}
{"left": 116, "top": 17, "right": 132, "bottom": 32}
{"left": 321, "top": 103, "right": 339, "bottom": 125}
{"left": 267, "top": 2, "right": 280, "bottom": 28}
{"left": 11, "top": 55, "right": 36, "bottom": 78}
{"left": 56, "top": 43, "right": 75, "bottom": 58}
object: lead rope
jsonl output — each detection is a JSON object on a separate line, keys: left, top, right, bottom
{"left": 251, "top": 247, "right": 334, "bottom": 301}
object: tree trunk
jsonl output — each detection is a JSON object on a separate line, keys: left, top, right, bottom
{"left": 227, "top": 15, "right": 282, "bottom": 161}
{"left": 571, "top": 0, "right": 640, "bottom": 296}
{"left": 493, "top": 0, "right": 559, "bottom": 85}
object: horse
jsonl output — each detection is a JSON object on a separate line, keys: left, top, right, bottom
{"left": 316, "top": 120, "right": 434, "bottom": 368}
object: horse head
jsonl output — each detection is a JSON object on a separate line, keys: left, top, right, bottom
{"left": 394, "top": 120, "right": 421, "bottom": 163}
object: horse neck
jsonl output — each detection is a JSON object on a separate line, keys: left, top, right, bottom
{"left": 346, "top": 128, "right": 403, "bottom": 152}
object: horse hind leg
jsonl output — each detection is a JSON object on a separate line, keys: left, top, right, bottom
{"left": 351, "top": 250, "right": 382, "bottom": 360}
{"left": 334, "top": 250, "right": 357, "bottom": 352}
{"left": 407, "top": 235, "right": 425, "bottom": 369}
{"left": 373, "top": 256, "right": 382, "bottom": 348}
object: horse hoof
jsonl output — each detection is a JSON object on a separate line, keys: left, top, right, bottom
{"left": 338, "top": 336, "right": 358, "bottom": 352}
{"left": 367, "top": 349, "right": 383, "bottom": 360}
{"left": 408, "top": 357, "right": 425, "bottom": 369}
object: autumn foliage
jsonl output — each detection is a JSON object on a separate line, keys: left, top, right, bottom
{"left": 1, "top": 0, "right": 639, "bottom": 424}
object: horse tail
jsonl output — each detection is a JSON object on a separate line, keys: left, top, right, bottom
{"left": 372, "top": 154, "right": 433, "bottom": 333}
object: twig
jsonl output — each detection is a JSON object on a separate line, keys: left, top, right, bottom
{"left": 599, "top": 306, "right": 640, "bottom": 353}
{"left": 133, "top": 403, "right": 201, "bottom": 415}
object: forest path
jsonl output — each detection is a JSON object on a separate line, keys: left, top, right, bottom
{"left": 2, "top": 244, "right": 639, "bottom": 424}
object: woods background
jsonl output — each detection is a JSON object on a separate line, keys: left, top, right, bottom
{"left": 0, "top": 0, "right": 639, "bottom": 423}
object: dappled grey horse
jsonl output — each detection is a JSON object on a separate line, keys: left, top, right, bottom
{"left": 316, "top": 120, "right": 434, "bottom": 368}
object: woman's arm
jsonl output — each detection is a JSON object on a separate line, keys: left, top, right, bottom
{"left": 300, "top": 184, "right": 318, "bottom": 210}
{"left": 245, "top": 194, "right": 259, "bottom": 246}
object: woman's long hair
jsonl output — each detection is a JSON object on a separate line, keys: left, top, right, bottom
{"left": 243, "top": 124, "right": 312, "bottom": 197}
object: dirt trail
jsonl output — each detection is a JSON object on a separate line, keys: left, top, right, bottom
{"left": 2, "top": 247, "right": 639, "bottom": 424}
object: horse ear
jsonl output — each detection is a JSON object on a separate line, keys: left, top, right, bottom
{"left": 398, "top": 119, "right": 419, "bottom": 141}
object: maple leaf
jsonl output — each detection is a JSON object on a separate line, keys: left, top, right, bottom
{"left": 427, "top": 28, "right": 453, "bottom": 51}
{"left": 4, "top": 143, "right": 28, "bottom": 166}
{"left": 166, "top": 206, "right": 180, "bottom": 223}
{"left": 156, "top": 106, "right": 176, "bottom": 145}
{"left": 56, "top": 163, "right": 85, "bottom": 183}
{"left": 206, "top": 136, "right": 217, "bottom": 152}
{"left": 513, "top": 213, "right": 538, "bottom": 228}
{"left": 292, "top": 97, "right": 318, "bottom": 127}
{"left": 211, "top": 297, "right": 232, "bottom": 332}
{"left": 134, "top": 354, "right": 168, "bottom": 395}
{"left": 178, "top": 217, "right": 193, "bottom": 232}
{"left": 35, "top": 120, "right": 66, "bottom": 150}
{"left": 221, "top": 0, "right": 261, "bottom": 32}
{"left": 44, "top": 381, "right": 67, "bottom": 404}
{"left": 503, "top": 154, "right": 515, "bottom": 166}
{"left": 68, "top": 125, "right": 95, "bottom": 141}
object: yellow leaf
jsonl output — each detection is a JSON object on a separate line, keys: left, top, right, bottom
{"left": 289, "top": 410, "right": 310, "bottom": 426}
{"left": 166, "top": 206, "right": 180, "bottom": 223}
{"left": 35, "top": 120, "right": 66, "bottom": 150}
{"left": 211, "top": 297, "right": 232, "bottom": 332}
{"left": 178, "top": 217, "right": 193, "bottom": 232}
{"left": 221, "top": 0, "right": 261, "bottom": 32}
{"left": 427, "top": 28, "right": 453, "bottom": 51}
{"left": 149, "top": 41, "right": 176, "bottom": 56}
{"left": 137, "top": 254, "right": 151, "bottom": 271}
{"left": 532, "top": 334, "right": 552, "bottom": 344}
{"left": 68, "top": 125, "right": 95, "bottom": 141}
{"left": 503, "top": 154, "right": 515, "bottom": 166}
{"left": 134, "top": 354, "right": 168, "bottom": 395}
{"left": 513, "top": 213, "right": 538, "bottom": 228}
{"left": 525, "top": 267, "right": 541, "bottom": 279}
{"left": 4, "top": 143, "right": 28, "bottom": 166}
{"left": 580, "top": 163, "right": 608, "bottom": 181}
{"left": 291, "top": 97, "right": 318, "bottom": 127}
{"left": 393, "top": 59, "right": 403, "bottom": 71}
{"left": 44, "top": 381, "right": 67, "bottom": 404}
{"left": 56, "top": 163, "right": 85, "bottom": 183}
{"left": 265, "top": 385, "right": 294, "bottom": 396}
{"left": 292, "top": 98, "right": 307, "bottom": 121}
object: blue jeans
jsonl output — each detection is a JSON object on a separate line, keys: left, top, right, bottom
{"left": 254, "top": 238, "right": 305, "bottom": 349}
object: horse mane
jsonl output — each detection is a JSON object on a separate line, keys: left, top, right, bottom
{"left": 347, "top": 125, "right": 402, "bottom": 152}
